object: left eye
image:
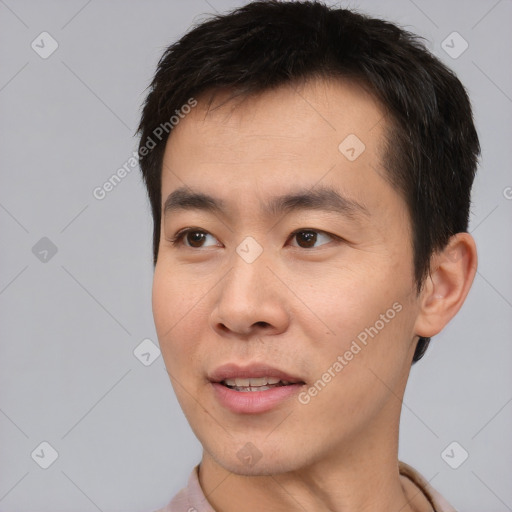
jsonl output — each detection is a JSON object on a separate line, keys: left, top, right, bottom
{"left": 288, "top": 229, "right": 334, "bottom": 248}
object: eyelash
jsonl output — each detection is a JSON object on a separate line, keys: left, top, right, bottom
{"left": 167, "top": 227, "right": 340, "bottom": 249}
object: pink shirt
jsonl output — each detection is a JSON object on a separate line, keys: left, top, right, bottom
{"left": 154, "top": 461, "right": 457, "bottom": 512}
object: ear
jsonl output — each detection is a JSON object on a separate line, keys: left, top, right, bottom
{"left": 414, "top": 232, "right": 478, "bottom": 338}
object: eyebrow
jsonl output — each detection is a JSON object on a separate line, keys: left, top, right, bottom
{"left": 163, "top": 185, "right": 370, "bottom": 221}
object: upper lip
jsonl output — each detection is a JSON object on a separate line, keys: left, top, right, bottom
{"left": 209, "top": 363, "right": 305, "bottom": 384}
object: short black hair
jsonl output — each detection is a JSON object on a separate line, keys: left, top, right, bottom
{"left": 137, "top": 0, "right": 480, "bottom": 363}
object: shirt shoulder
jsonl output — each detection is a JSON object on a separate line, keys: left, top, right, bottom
{"left": 152, "top": 486, "right": 187, "bottom": 512}
{"left": 153, "top": 464, "right": 215, "bottom": 512}
{"left": 399, "top": 460, "right": 458, "bottom": 512}
{"left": 156, "top": 461, "right": 458, "bottom": 512}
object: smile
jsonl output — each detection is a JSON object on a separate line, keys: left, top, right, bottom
{"left": 222, "top": 377, "right": 294, "bottom": 391}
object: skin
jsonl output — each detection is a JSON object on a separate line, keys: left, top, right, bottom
{"left": 152, "top": 77, "right": 477, "bottom": 512}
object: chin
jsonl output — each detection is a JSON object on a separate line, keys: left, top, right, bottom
{"left": 208, "top": 443, "right": 308, "bottom": 477}
{"left": 222, "top": 458, "right": 298, "bottom": 477}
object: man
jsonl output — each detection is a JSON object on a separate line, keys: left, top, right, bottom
{"left": 137, "top": 2, "right": 479, "bottom": 511}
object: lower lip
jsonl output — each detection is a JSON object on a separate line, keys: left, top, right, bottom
{"left": 211, "top": 382, "right": 304, "bottom": 414}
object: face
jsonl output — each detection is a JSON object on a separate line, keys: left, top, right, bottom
{"left": 152, "top": 78, "right": 422, "bottom": 476}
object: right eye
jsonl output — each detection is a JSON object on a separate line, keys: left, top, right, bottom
{"left": 168, "top": 228, "right": 221, "bottom": 248}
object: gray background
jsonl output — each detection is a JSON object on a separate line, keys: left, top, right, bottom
{"left": 0, "top": 0, "right": 511, "bottom": 511}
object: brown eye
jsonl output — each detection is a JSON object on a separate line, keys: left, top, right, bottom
{"left": 169, "top": 229, "right": 219, "bottom": 248}
{"left": 290, "top": 229, "right": 333, "bottom": 249}
{"left": 295, "top": 231, "right": 317, "bottom": 248}
{"left": 186, "top": 231, "right": 207, "bottom": 247}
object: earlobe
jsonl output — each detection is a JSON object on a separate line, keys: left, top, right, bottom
{"left": 414, "top": 232, "right": 478, "bottom": 338}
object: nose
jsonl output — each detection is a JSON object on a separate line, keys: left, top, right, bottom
{"left": 209, "top": 249, "right": 290, "bottom": 339}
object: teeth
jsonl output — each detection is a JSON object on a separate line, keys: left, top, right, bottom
{"left": 223, "top": 377, "right": 282, "bottom": 387}
{"left": 234, "top": 385, "right": 275, "bottom": 392}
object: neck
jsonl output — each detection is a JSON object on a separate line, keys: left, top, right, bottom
{"left": 198, "top": 419, "right": 427, "bottom": 512}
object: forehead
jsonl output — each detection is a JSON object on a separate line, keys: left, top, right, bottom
{"left": 160, "top": 77, "right": 393, "bottom": 214}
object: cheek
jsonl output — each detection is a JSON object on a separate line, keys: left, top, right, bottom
{"left": 292, "top": 261, "right": 416, "bottom": 385}
{"left": 297, "top": 297, "right": 414, "bottom": 431}
{"left": 293, "top": 262, "right": 406, "bottom": 335}
{"left": 152, "top": 264, "right": 178, "bottom": 339}
{"left": 151, "top": 263, "right": 209, "bottom": 366}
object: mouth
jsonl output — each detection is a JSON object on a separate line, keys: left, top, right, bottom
{"left": 220, "top": 376, "right": 303, "bottom": 392}
{"left": 209, "top": 363, "right": 305, "bottom": 389}
{"left": 208, "top": 363, "right": 306, "bottom": 413}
